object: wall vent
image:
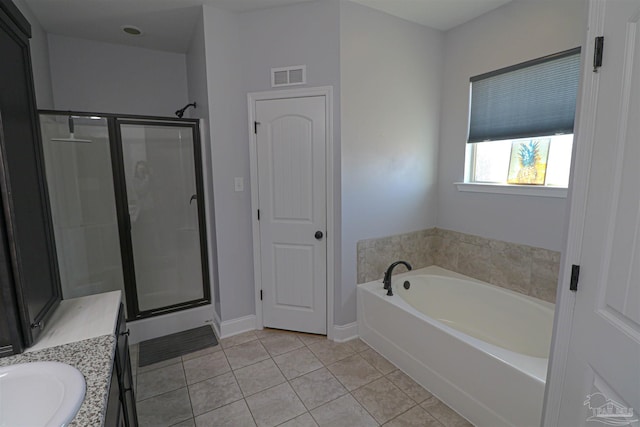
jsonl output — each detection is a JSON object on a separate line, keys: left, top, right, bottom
{"left": 271, "top": 65, "right": 306, "bottom": 87}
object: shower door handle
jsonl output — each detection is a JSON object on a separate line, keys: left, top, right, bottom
{"left": 189, "top": 194, "right": 197, "bottom": 205}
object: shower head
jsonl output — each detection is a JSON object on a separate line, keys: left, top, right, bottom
{"left": 50, "top": 116, "right": 92, "bottom": 143}
{"left": 175, "top": 102, "right": 196, "bottom": 118}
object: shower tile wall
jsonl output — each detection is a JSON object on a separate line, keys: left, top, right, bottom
{"left": 357, "top": 228, "right": 561, "bottom": 303}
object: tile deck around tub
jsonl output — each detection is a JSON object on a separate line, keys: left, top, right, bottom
{"left": 131, "top": 328, "right": 474, "bottom": 427}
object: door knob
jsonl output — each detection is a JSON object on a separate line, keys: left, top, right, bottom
{"left": 189, "top": 194, "right": 197, "bottom": 205}
{"left": 315, "top": 231, "right": 324, "bottom": 240}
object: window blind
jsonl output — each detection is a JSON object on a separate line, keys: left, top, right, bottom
{"left": 467, "top": 48, "right": 581, "bottom": 143}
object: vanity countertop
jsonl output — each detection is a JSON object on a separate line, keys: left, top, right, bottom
{"left": 26, "top": 290, "right": 121, "bottom": 353}
{"left": 0, "top": 291, "right": 122, "bottom": 426}
{"left": 0, "top": 334, "right": 116, "bottom": 427}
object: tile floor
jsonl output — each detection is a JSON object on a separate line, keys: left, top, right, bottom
{"left": 130, "top": 328, "right": 473, "bottom": 427}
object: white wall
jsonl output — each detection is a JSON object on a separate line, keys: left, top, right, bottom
{"left": 186, "top": 9, "right": 221, "bottom": 321}
{"left": 239, "top": 0, "right": 342, "bottom": 322}
{"left": 197, "top": 1, "right": 342, "bottom": 322}
{"left": 340, "top": 1, "right": 444, "bottom": 324}
{"left": 48, "top": 34, "right": 189, "bottom": 116}
{"left": 201, "top": 5, "right": 254, "bottom": 321}
{"left": 436, "top": 0, "right": 586, "bottom": 252}
{"left": 240, "top": 0, "right": 342, "bottom": 95}
{"left": 12, "top": 0, "right": 53, "bottom": 108}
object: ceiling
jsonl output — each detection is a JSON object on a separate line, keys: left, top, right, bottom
{"left": 23, "top": 0, "right": 511, "bottom": 53}
{"left": 351, "top": 0, "right": 511, "bottom": 31}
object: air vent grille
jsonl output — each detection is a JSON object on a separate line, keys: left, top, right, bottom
{"left": 271, "top": 65, "right": 306, "bottom": 87}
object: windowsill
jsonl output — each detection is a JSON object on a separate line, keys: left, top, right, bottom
{"left": 454, "top": 182, "right": 568, "bottom": 198}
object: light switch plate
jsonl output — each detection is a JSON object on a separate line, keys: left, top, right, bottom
{"left": 234, "top": 177, "right": 244, "bottom": 192}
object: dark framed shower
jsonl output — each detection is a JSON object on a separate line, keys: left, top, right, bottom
{"left": 38, "top": 110, "right": 211, "bottom": 321}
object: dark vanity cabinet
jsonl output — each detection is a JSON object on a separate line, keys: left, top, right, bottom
{"left": 0, "top": 0, "right": 61, "bottom": 357}
{"left": 104, "top": 364, "right": 123, "bottom": 427}
{"left": 105, "top": 304, "right": 138, "bottom": 427}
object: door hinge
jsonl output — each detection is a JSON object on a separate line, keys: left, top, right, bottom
{"left": 260, "top": 290, "right": 263, "bottom": 300}
{"left": 254, "top": 121, "right": 260, "bottom": 134}
{"left": 257, "top": 209, "right": 260, "bottom": 221}
{"left": 570, "top": 264, "right": 580, "bottom": 291}
{"left": 593, "top": 36, "right": 604, "bottom": 72}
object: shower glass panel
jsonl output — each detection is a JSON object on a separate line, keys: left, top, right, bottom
{"left": 118, "top": 122, "right": 205, "bottom": 312}
{"left": 39, "top": 114, "right": 126, "bottom": 308}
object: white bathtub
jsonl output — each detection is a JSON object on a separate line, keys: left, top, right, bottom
{"left": 357, "top": 265, "right": 554, "bottom": 427}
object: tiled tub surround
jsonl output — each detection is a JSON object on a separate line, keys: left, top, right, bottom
{"left": 357, "top": 228, "right": 560, "bottom": 303}
{"left": 131, "top": 329, "right": 472, "bottom": 427}
{"left": 0, "top": 335, "right": 116, "bottom": 426}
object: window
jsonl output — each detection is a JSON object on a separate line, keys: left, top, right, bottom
{"left": 464, "top": 48, "right": 581, "bottom": 189}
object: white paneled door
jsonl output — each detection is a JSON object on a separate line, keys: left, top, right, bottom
{"left": 256, "top": 96, "right": 327, "bottom": 334}
{"left": 555, "top": 0, "right": 640, "bottom": 425}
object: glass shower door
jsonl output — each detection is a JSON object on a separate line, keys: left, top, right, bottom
{"left": 117, "top": 121, "right": 209, "bottom": 315}
{"left": 40, "top": 114, "right": 126, "bottom": 307}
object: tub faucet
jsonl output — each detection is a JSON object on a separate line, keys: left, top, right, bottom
{"left": 383, "top": 261, "right": 412, "bottom": 296}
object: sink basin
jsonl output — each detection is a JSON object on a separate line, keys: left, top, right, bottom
{"left": 0, "top": 361, "right": 86, "bottom": 427}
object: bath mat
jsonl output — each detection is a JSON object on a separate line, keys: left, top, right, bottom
{"left": 138, "top": 325, "right": 218, "bottom": 367}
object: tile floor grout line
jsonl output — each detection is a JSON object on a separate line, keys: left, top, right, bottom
{"left": 137, "top": 359, "right": 184, "bottom": 375}
{"left": 346, "top": 373, "right": 409, "bottom": 426}
{"left": 243, "top": 395, "right": 261, "bottom": 427}
{"left": 224, "top": 348, "right": 260, "bottom": 426}
{"left": 135, "top": 383, "right": 190, "bottom": 404}
{"left": 381, "top": 404, "right": 422, "bottom": 427}
{"left": 281, "top": 358, "right": 316, "bottom": 414}
{"left": 325, "top": 352, "right": 379, "bottom": 394}
{"left": 350, "top": 389, "right": 385, "bottom": 426}
{"left": 167, "top": 414, "right": 194, "bottom": 427}
{"left": 135, "top": 371, "right": 191, "bottom": 404}
{"left": 182, "top": 349, "right": 233, "bottom": 388}
{"left": 179, "top": 359, "right": 197, "bottom": 424}
{"left": 420, "top": 397, "right": 463, "bottom": 427}
{"left": 288, "top": 364, "right": 328, "bottom": 383}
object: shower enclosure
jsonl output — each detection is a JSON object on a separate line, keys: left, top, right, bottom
{"left": 39, "top": 112, "right": 210, "bottom": 320}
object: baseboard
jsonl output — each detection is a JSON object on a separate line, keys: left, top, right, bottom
{"left": 332, "top": 322, "right": 358, "bottom": 342}
{"left": 211, "top": 315, "right": 355, "bottom": 341}
{"left": 219, "top": 315, "right": 257, "bottom": 339}
{"left": 128, "top": 305, "right": 215, "bottom": 344}
{"left": 212, "top": 310, "right": 222, "bottom": 339}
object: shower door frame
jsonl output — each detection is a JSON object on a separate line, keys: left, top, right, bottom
{"left": 39, "top": 110, "right": 211, "bottom": 321}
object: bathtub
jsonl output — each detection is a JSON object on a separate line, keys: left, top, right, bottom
{"left": 357, "top": 265, "right": 554, "bottom": 427}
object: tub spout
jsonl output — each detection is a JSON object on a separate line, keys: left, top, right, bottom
{"left": 383, "top": 261, "right": 412, "bottom": 296}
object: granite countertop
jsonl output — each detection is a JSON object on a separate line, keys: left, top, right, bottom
{"left": 0, "top": 292, "right": 121, "bottom": 426}
{"left": 0, "top": 334, "right": 116, "bottom": 426}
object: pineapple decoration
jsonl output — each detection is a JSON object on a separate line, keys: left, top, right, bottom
{"left": 507, "top": 138, "right": 550, "bottom": 185}
{"left": 516, "top": 140, "right": 540, "bottom": 184}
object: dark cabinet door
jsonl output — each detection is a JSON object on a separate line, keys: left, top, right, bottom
{"left": 104, "top": 364, "right": 124, "bottom": 427}
{"left": 115, "top": 304, "right": 138, "bottom": 427}
{"left": 0, "top": 0, "right": 61, "bottom": 351}
{"left": 0, "top": 202, "right": 21, "bottom": 356}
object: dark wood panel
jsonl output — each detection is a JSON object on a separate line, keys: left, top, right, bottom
{"left": 0, "top": 0, "right": 61, "bottom": 353}
{"left": 114, "top": 304, "right": 138, "bottom": 426}
{"left": 0, "top": 184, "right": 22, "bottom": 353}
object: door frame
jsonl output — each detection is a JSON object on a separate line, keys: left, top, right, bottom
{"left": 542, "top": 0, "right": 602, "bottom": 424}
{"left": 247, "top": 86, "right": 335, "bottom": 339}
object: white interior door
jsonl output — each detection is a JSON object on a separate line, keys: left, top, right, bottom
{"left": 556, "top": 1, "right": 640, "bottom": 425}
{"left": 256, "top": 96, "right": 327, "bottom": 334}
